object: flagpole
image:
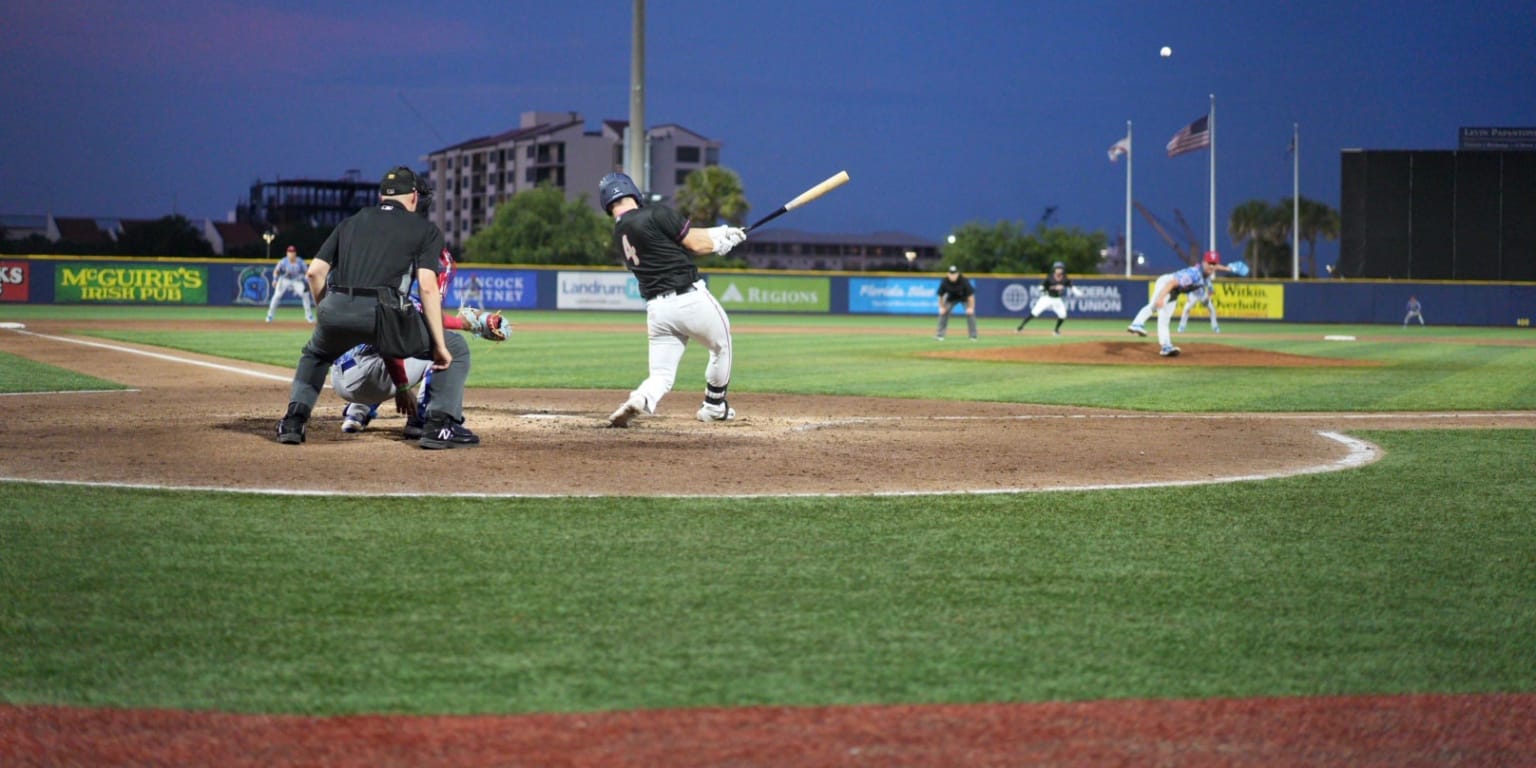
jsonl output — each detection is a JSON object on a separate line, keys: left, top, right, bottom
{"left": 1292, "top": 122, "right": 1300, "bottom": 280}
{"left": 1125, "top": 120, "right": 1133, "bottom": 277}
{"left": 1208, "top": 93, "right": 1216, "bottom": 258}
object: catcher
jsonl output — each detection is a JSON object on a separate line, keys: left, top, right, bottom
{"left": 329, "top": 248, "right": 509, "bottom": 435}
{"left": 329, "top": 305, "right": 508, "bottom": 434}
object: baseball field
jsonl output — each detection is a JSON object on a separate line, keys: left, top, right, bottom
{"left": 2, "top": 304, "right": 1534, "bottom": 765}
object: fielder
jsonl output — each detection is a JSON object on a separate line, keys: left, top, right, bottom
{"left": 1016, "top": 261, "right": 1082, "bottom": 336}
{"left": 1177, "top": 273, "right": 1220, "bottom": 334}
{"left": 267, "top": 245, "right": 315, "bottom": 323}
{"left": 1127, "top": 251, "right": 1231, "bottom": 357}
{"left": 1403, "top": 295, "right": 1425, "bottom": 327}
{"left": 599, "top": 172, "right": 746, "bottom": 427}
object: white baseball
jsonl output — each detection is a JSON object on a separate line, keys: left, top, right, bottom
{"left": 1160, "top": 46, "right": 1172, "bottom": 58}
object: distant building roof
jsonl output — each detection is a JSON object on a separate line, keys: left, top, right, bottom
{"left": 211, "top": 220, "right": 261, "bottom": 250}
{"left": 54, "top": 217, "right": 115, "bottom": 245}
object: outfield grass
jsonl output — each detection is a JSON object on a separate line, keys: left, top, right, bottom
{"left": 2, "top": 430, "right": 1533, "bottom": 715}
{"left": 8, "top": 305, "right": 1536, "bottom": 412}
{"left": 2, "top": 305, "right": 1533, "bottom": 716}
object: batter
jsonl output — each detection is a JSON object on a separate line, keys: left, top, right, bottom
{"left": 598, "top": 172, "right": 746, "bottom": 427}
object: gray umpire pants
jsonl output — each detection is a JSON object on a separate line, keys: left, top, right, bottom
{"left": 287, "top": 292, "right": 470, "bottom": 422}
{"left": 936, "top": 301, "right": 978, "bottom": 339}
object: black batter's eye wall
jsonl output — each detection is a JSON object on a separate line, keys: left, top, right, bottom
{"left": 1339, "top": 150, "right": 1536, "bottom": 280}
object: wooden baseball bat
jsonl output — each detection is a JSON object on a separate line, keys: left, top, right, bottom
{"left": 746, "top": 170, "right": 851, "bottom": 232}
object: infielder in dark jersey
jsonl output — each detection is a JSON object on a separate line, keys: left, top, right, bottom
{"left": 599, "top": 172, "right": 747, "bottom": 427}
{"left": 935, "top": 265, "right": 977, "bottom": 340}
{"left": 275, "top": 166, "right": 476, "bottom": 449}
{"left": 1016, "top": 261, "right": 1081, "bottom": 335}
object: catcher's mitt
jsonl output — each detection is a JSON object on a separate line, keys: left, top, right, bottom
{"left": 459, "top": 306, "right": 510, "bottom": 341}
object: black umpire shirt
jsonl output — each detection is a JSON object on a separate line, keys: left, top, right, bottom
{"left": 937, "top": 275, "right": 974, "bottom": 304}
{"left": 610, "top": 205, "right": 701, "bottom": 300}
{"left": 315, "top": 203, "right": 446, "bottom": 292}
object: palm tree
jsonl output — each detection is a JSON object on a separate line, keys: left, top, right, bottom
{"left": 673, "top": 166, "right": 750, "bottom": 226}
{"left": 1273, "top": 197, "right": 1342, "bottom": 277}
{"left": 1228, "top": 200, "right": 1285, "bottom": 276}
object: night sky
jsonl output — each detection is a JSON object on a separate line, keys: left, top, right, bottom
{"left": 3, "top": 0, "right": 1532, "bottom": 271}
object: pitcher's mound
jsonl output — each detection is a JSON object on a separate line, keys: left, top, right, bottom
{"left": 932, "top": 341, "right": 1379, "bottom": 367}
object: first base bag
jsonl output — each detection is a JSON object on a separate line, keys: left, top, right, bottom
{"left": 374, "top": 289, "right": 432, "bottom": 359}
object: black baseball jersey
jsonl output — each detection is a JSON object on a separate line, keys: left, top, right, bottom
{"left": 1042, "top": 272, "right": 1072, "bottom": 298}
{"left": 610, "top": 204, "right": 700, "bottom": 299}
{"left": 315, "top": 203, "right": 445, "bottom": 292}
{"left": 937, "top": 275, "right": 974, "bottom": 303}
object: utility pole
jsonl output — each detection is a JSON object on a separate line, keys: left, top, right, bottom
{"left": 624, "top": 0, "right": 646, "bottom": 191}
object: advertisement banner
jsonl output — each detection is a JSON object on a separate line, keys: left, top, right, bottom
{"left": 557, "top": 271, "right": 645, "bottom": 311}
{"left": 998, "top": 280, "right": 1129, "bottom": 318}
{"left": 233, "top": 264, "right": 274, "bottom": 305}
{"left": 848, "top": 277, "right": 939, "bottom": 314}
{"left": 710, "top": 275, "right": 830, "bottom": 312}
{"left": 449, "top": 270, "right": 537, "bottom": 310}
{"left": 0, "top": 261, "right": 30, "bottom": 302}
{"left": 56, "top": 264, "right": 208, "bottom": 304}
{"left": 1161, "top": 281, "right": 1285, "bottom": 319}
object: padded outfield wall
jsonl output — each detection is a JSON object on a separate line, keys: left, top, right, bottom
{"left": 2, "top": 256, "right": 1533, "bottom": 328}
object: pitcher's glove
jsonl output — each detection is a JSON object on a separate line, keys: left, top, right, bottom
{"left": 459, "top": 306, "right": 510, "bottom": 341}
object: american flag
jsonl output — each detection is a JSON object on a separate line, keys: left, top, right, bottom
{"left": 1107, "top": 136, "right": 1131, "bottom": 162}
{"left": 1166, "top": 115, "right": 1211, "bottom": 157}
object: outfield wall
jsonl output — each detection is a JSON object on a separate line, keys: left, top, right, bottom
{"left": 2, "top": 256, "right": 1533, "bottom": 328}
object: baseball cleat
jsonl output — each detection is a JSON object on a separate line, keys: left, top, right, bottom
{"left": 608, "top": 395, "right": 645, "bottom": 428}
{"left": 276, "top": 417, "right": 305, "bottom": 444}
{"left": 419, "top": 419, "right": 479, "bottom": 450}
{"left": 1212, "top": 325, "right": 1221, "bottom": 333}
{"left": 1127, "top": 324, "right": 1147, "bottom": 337}
{"left": 1160, "top": 345, "right": 1181, "bottom": 357}
{"left": 696, "top": 401, "right": 736, "bottom": 422}
{"left": 403, "top": 414, "right": 425, "bottom": 439}
{"left": 341, "top": 418, "right": 365, "bottom": 433}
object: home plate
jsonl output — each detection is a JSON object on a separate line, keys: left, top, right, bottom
{"left": 1324, "top": 335, "right": 1356, "bottom": 341}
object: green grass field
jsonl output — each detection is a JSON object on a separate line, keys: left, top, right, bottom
{"left": 1, "top": 305, "right": 1533, "bottom": 715}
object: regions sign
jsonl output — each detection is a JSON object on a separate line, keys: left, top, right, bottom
{"left": 56, "top": 264, "right": 208, "bottom": 304}
{"left": 0, "top": 261, "right": 29, "bottom": 302}
{"left": 710, "top": 275, "right": 830, "bottom": 312}
{"left": 556, "top": 271, "right": 645, "bottom": 311}
{"left": 848, "top": 277, "right": 939, "bottom": 315}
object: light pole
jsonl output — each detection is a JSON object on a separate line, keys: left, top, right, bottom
{"left": 262, "top": 230, "right": 275, "bottom": 261}
{"left": 905, "top": 250, "right": 917, "bottom": 271}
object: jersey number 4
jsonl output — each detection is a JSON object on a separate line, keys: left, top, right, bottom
{"left": 621, "top": 234, "right": 640, "bottom": 266}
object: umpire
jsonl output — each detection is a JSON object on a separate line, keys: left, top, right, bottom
{"left": 935, "top": 265, "right": 978, "bottom": 340}
{"left": 275, "top": 166, "right": 477, "bottom": 449}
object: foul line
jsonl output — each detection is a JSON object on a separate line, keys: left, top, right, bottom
{"left": 7, "top": 328, "right": 292, "bottom": 383}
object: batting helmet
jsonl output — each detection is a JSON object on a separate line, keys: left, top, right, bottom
{"left": 598, "top": 173, "right": 643, "bottom": 213}
{"left": 1052, "top": 261, "right": 1066, "bottom": 271}
{"left": 1204, "top": 250, "right": 1221, "bottom": 265}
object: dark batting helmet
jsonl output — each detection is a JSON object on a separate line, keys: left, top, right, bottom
{"left": 1052, "top": 261, "right": 1066, "bottom": 272}
{"left": 598, "top": 172, "right": 643, "bottom": 213}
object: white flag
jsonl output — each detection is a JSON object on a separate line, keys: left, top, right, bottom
{"left": 1108, "top": 136, "right": 1131, "bottom": 162}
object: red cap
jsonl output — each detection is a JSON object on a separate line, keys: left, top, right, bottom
{"left": 1203, "top": 250, "right": 1220, "bottom": 265}
{"left": 286, "top": 245, "right": 297, "bottom": 253}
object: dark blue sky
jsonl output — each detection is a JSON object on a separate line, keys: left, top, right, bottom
{"left": 3, "top": 1, "right": 1532, "bottom": 272}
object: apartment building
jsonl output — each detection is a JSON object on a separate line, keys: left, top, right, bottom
{"left": 425, "top": 111, "right": 721, "bottom": 249}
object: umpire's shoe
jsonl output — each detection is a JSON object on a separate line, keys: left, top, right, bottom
{"left": 276, "top": 402, "right": 311, "bottom": 445}
{"left": 419, "top": 415, "right": 480, "bottom": 450}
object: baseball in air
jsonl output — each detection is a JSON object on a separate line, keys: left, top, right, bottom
{"left": 1160, "top": 46, "right": 1172, "bottom": 58}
